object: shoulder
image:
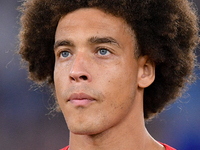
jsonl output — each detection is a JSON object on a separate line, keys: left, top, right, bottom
{"left": 60, "top": 144, "right": 175, "bottom": 150}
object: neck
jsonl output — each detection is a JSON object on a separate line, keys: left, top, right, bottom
{"left": 68, "top": 90, "right": 164, "bottom": 150}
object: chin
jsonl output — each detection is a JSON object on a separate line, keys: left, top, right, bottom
{"left": 68, "top": 121, "right": 105, "bottom": 136}
{"left": 70, "top": 128, "right": 100, "bottom": 136}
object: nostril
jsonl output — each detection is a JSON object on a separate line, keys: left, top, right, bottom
{"left": 80, "top": 75, "right": 88, "bottom": 80}
{"left": 70, "top": 76, "right": 76, "bottom": 81}
{"left": 69, "top": 72, "right": 90, "bottom": 81}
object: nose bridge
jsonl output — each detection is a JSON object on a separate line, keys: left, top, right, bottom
{"left": 69, "top": 51, "right": 92, "bottom": 82}
{"left": 72, "top": 51, "right": 85, "bottom": 69}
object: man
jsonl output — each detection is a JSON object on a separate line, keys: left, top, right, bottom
{"left": 18, "top": 0, "right": 199, "bottom": 149}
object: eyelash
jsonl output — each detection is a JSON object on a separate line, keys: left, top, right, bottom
{"left": 56, "top": 46, "right": 113, "bottom": 58}
{"left": 96, "top": 47, "right": 112, "bottom": 56}
{"left": 57, "top": 49, "right": 72, "bottom": 58}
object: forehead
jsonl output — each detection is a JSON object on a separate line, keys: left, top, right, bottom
{"left": 56, "top": 8, "right": 134, "bottom": 40}
{"left": 58, "top": 8, "right": 126, "bottom": 27}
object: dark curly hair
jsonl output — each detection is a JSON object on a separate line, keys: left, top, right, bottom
{"left": 18, "top": 0, "right": 199, "bottom": 119}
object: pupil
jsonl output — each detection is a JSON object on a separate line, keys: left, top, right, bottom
{"left": 62, "top": 51, "right": 69, "bottom": 57}
{"left": 100, "top": 49, "right": 107, "bottom": 55}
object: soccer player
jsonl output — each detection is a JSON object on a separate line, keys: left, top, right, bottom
{"left": 18, "top": 0, "right": 199, "bottom": 149}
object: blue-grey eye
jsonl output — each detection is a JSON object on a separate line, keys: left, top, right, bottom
{"left": 61, "top": 51, "right": 70, "bottom": 58}
{"left": 98, "top": 49, "right": 110, "bottom": 56}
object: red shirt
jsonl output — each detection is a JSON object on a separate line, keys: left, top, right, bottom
{"left": 60, "top": 143, "right": 176, "bottom": 150}
{"left": 60, "top": 145, "right": 69, "bottom": 150}
{"left": 161, "top": 143, "right": 176, "bottom": 150}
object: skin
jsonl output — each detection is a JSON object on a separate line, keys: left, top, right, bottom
{"left": 54, "top": 8, "right": 164, "bottom": 150}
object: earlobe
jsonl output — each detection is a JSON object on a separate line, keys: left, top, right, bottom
{"left": 137, "top": 56, "right": 155, "bottom": 88}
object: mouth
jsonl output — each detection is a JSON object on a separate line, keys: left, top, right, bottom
{"left": 68, "top": 93, "right": 96, "bottom": 106}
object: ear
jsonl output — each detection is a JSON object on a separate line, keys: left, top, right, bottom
{"left": 137, "top": 55, "right": 155, "bottom": 88}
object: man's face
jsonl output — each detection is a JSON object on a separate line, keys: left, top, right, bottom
{"left": 54, "top": 8, "right": 141, "bottom": 135}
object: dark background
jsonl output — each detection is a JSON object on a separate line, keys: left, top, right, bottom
{"left": 0, "top": 0, "right": 200, "bottom": 149}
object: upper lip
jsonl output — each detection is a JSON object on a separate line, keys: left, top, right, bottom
{"left": 68, "top": 93, "right": 95, "bottom": 101}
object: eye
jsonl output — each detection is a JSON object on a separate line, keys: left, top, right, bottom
{"left": 97, "top": 48, "right": 111, "bottom": 56}
{"left": 60, "top": 51, "right": 71, "bottom": 58}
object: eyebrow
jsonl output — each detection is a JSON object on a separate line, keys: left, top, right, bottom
{"left": 54, "top": 40, "right": 74, "bottom": 50}
{"left": 89, "top": 36, "right": 121, "bottom": 48}
{"left": 54, "top": 36, "right": 121, "bottom": 50}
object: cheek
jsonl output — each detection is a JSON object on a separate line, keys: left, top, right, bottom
{"left": 99, "top": 63, "right": 138, "bottom": 110}
{"left": 54, "top": 62, "right": 70, "bottom": 88}
{"left": 104, "top": 61, "right": 137, "bottom": 92}
{"left": 54, "top": 66, "right": 62, "bottom": 95}
{"left": 53, "top": 65, "right": 68, "bottom": 106}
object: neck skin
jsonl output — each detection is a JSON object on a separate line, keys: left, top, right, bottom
{"left": 68, "top": 88, "right": 165, "bottom": 150}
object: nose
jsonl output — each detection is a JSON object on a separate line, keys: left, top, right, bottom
{"left": 69, "top": 53, "right": 92, "bottom": 83}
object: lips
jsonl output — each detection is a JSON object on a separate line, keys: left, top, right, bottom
{"left": 68, "top": 93, "right": 95, "bottom": 106}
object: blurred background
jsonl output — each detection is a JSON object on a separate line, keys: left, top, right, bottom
{"left": 0, "top": 0, "right": 200, "bottom": 149}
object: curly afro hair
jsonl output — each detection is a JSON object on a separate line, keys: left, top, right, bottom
{"left": 18, "top": 0, "right": 199, "bottom": 119}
